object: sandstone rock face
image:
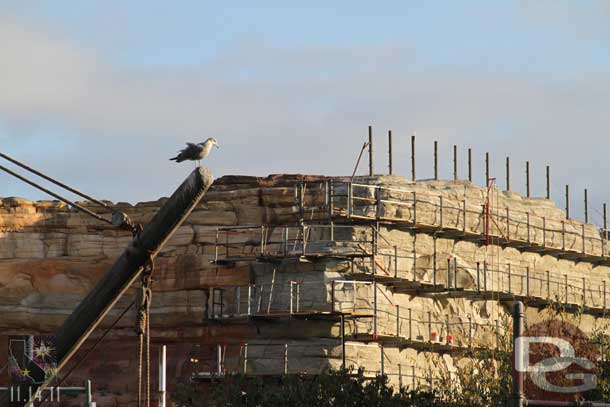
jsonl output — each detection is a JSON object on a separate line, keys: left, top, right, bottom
{"left": 1, "top": 174, "right": 608, "bottom": 405}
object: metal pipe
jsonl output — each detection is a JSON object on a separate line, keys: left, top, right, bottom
{"left": 368, "top": 125, "right": 374, "bottom": 176}
{"left": 566, "top": 184, "right": 570, "bottom": 220}
{"left": 468, "top": 148, "right": 472, "bottom": 182}
{"left": 411, "top": 133, "right": 416, "bottom": 181}
{"left": 546, "top": 165, "right": 550, "bottom": 200}
{"left": 585, "top": 188, "right": 589, "bottom": 223}
{"left": 511, "top": 301, "right": 525, "bottom": 407}
{"left": 485, "top": 152, "right": 490, "bottom": 183}
{"left": 526, "top": 161, "right": 530, "bottom": 198}
{"left": 388, "top": 130, "right": 393, "bottom": 175}
{"left": 506, "top": 156, "right": 510, "bottom": 191}
{"left": 434, "top": 140, "right": 438, "bottom": 180}
{"left": 453, "top": 145, "right": 458, "bottom": 181}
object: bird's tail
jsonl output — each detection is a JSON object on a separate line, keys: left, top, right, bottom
{"left": 169, "top": 156, "right": 180, "bottom": 162}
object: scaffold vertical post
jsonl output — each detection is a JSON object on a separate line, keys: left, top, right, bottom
{"left": 434, "top": 141, "right": 438, "bottom": 180}
{"left": 468, "top": 315, "right": 473, "bottom": 348}
{"left": 485, "top": 152, "right": 490, "bottom": 185}
{"left": 331, "top": 281, "right": 336, "bottom": 313}
{"left": 582, "top": 224, "right": 586, "bottom": 255}
{"left": 296, "top": 283, "right": 300, "bottom": 313}
{"left": 346, "top": 181, "right": 353, "bottom": 218}
{"left": 396, "top": 305, "right": 400, "bottom": 337}
{"left": 369, "top": 125, "right": 374, "bottom": 176}
{"left": 380, "top": 344, "right": 385, "bottom": 376}
{"left": 507, "top": 264, "right": 512, "bottom": 293}
{"left": 543, "top": 217, "right": 547, "bottom": 247}
{"left": 214, "top": 229, "right": 219, "bottom": 263}
{"left": 453, "top": 144, "right": 457, "bottom": 181}
{"left": 462, "top": 198, "right": 467, "bottom": 234}
{"left": 506, "top": 207, "right": 510, "bottom": 240}
{"left": 565, "top": 184, "right": 570, "bottom": 220}
{"left": 484, "top": 261, "right": 488, "bottom": 293}
{"left": 373, "top": 280, "right": 378, "bottom": 338}
{"left": 217, "top": 344, "right": 223, "bottom": 375}
{"left": 408, "top": 308, "right": 412, "bottom": 340}
{"left": 526, "top": 212, "right": 531, "bottom": 244}
{"left": 582, "top": 277, "right": 586, "bottom": 307}
{"left": 439, "top": 196, "right": 444, "bottom": 229}
{"left": 526, "top": 161, "right": 530, "bottom": 198}
{"left": 604, "top": 280, "right": 607, "bottom": 311}
{"left": 388, "top": 130, "right": 393, "bottom": 175}
{"left": 329, "top": 179, "right": 334, "bottom": 219}
{"left": 562, "top": 221, "right": 566, "bottom": 251}
{"left": 290, "top": 281, "right": 294, "bottom": 315}
{"left": 495, "top": 319, "right": 500, "bottom": 349}
{"left": 433, "top": 237, "right": 437, "bottom": 286}
{"left": 447, "top": 258, "right": 451, "bottom": 290}
{"left": 526, "top": 267, "right": 530, "bottom": 297}
{"left": 453, "top": 257, "right": 458, "bottom": 289}
{"left": 411, "top": 133, "right": 416, "bottom": 181}
{"left": 506, "top": 156, "right": 510, "bottom": 191}
{"left": 468, "top": 147, "right": 472, "bottom": 182}
{"left": 602, "top": 203, "right": 608, "bottom": 257}
{"left": 159, "top": 346, "right": 166, "bottom": 407}
{"left": 375, "top": 186, "right": 382, "bottom": 219}
{"left": 547, "top": 271, "right": 551, "bottom": 300}
{"left": 394, "top": 245, "right": 398, "bottom": 278}
{"left": 585, "top": 188, "right": 589, "bottom": 223}
{"left": 476, "top": 262, "right": 481, "bottom": 294}
{"left": 412, "top": 192, "right": 417, "bottom": 225}
{"left": 546, "top": 165, "right": 551, "bottom": 200}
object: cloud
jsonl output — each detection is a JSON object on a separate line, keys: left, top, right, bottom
{"left": 0, "top": 12, "right": 609, "bottom": 224}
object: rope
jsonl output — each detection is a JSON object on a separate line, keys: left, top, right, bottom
{"left": 135, "top": 253, "right": 154, "bottom": 407}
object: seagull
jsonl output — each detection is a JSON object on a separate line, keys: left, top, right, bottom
{"left": 170, "top": 138, "right": 220, "bottom": 166}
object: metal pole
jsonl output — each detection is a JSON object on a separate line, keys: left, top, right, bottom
{"left": 468, "top": 148, "right": 472, "bottom": 182}
{"left": 511, "top": 301, "right": 525, "bottom": 407}
{"left": 85, "top": 380, "right": 94, "bottom": 407}
{"left": 546, "top": 165, "right": 550, "bottom": 200}
{"left": 506, "top": 156, "right": 510, "bottom": 191}
{"left": 485, "top": 152, "right": 490, "bottom": 184}
{"left": 17, "top": 168, "right": 214, "bottom": 407}
{"left": 584, "top": 189, "right": 589, "bottom": 223}
{"left": 453, "top": 145, "right": 457, "bottom": 181}
{"left": 411, "top": 133, "right": 416, "bottom": 181}
{"left": 388, "top": 130, "right": 393, "bottom": 175}
{"left": 434, "top": 140, "right": 438, "bottom": 180}
{"left": 159, "top": 346, "right": 166, "bottom": 407}
{"left": 526, "top": 161, "right": 530, "bottom": 198}
{"left": 566, "top": 184, "right": 570, "bottom": 220}
{"left": 368, "top": 125, "right": 374, "bottom": 176}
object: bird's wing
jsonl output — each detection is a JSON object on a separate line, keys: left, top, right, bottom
{"left": 179, "top": 143, "right": 203, "bottom": 159}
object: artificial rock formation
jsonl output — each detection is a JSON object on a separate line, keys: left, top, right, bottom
{"left": 1, "top": 174, "right": 609, "bottom": 405}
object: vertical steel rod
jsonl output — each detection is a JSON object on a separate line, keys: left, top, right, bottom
{"left": 485, "top": 152, "right": 490, "bottom": 184}
{"left": 468, "top": 148, "right": 472, "bottom": 182}
{"left": 566, "top": 184, "right": 570, "bottom": 220}
{"left": 506, "top": 156, "right": 510, "bottom": 191}
{"left": 453, "top": 145, "right": 458, "bottom": 181}
{"left": 526, "top": 161, "right": 530, "bottom": 198}
{"left": 546, "top": 165, "right": 550, "bottom": 200}
{"left": 434, "top": 140, "right": 438, "bottom": 180}
{"left": 368, "top": 125, "right": 374, "bottom": 176}
{"left": 584, "top": 188, "right": 589, "bottom": 223}
{"left": 511, "top": 301, "right": 525, "bottom": 407}
{"left": 411, "top": 133, "right": 416, "bottom": 181}
{"left": 388, "top": 130, "right": 393, "bottom": 175}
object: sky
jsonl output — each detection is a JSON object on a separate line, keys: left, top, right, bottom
{"left": 1, "top": 1, "right": 610, "bottom": 225}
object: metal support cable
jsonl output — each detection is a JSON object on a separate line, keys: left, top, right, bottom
{"left": 0, "top": 152, "right": 111, "bottom": 209}
{"left": 0, "top": 163, "right": 113, "bottom": 225}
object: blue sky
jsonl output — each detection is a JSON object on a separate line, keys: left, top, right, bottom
{"left": 1, "top": 1, "right": 610, "bottom": 224}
